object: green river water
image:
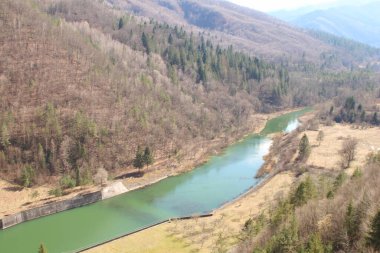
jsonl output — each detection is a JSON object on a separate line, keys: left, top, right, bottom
{"left": 0, "top": 108, "right": 309, "bottom": 253}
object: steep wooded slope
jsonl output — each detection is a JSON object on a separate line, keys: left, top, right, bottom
{"left": 107, "top": 0, "right": 380, "bottom": 67}
{"left": 0, "top": 0, "right": 379, "bottom": 189}
{"left": 0, "top": 0, "right": 293, "bottom": 186}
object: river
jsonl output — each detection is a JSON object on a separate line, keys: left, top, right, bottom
{"left": 0, "top": 108, "right": 309, "bottom": 253}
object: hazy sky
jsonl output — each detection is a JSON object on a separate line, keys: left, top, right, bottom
{"left": 228, "top": 0, "right": 374, "bottom": 12}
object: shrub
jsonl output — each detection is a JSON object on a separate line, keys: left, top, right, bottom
{"left": 59, "top": 174, "right": 76, "bottom": 189}
{"left": 93, "top": 167, "right": 108, "bottom": 185}
{"left": 30, "top": 191, "right": 39, "bottom": 199}
{"left": 367, "top": 151, "right": 380, "bottom": 164}
{"left": 304, "top": 233, "right": 332, "bottom": 253}
{"left": 48, "top": 187, "right": 62, "bottom": 197}
{"left": 266, "top": 215, "right": 299, "bottom": 253}
{"left": 20, "top": 165, "right": 35, "bottom": 188}
{"left": 316, "top": 130, "right": 324, "bottom": 146}
{"left": 291, "top": 176, "right": 316, "bottom": 207}
{"left": 270, "top": 200, "right": 294, "bottom": 229}
{"left": 38, "top": 243, "right": 48, "bottom": 253}
{"left": 333, "top": 172, "right": 347, "bottom": 190}
{"left": 351, "top": 168, "right": 363, "bottom": 179}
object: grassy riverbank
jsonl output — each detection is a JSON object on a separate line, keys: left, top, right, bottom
{"left": 86, "top": 110, "right": 380, "bottom": 253}
{"left": 0, "top": 110, "right": 299, "bottom": 220}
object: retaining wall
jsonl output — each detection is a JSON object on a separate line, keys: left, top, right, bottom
{"left": 0, "top": 191, "right": 102, "bottom": 229}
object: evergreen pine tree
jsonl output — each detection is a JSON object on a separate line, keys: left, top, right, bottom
{"left": 168, "top": 33, "right": 173, "bottom": 44}
{"left": 143, "top": 147, "right": 154, "bottom": 168}
{"left": 0, "top": 123, "right": 10, "bottom": 149}
{"left": 367, "top": 210, "right": 380, "bottom": 251}
{"left": 118, "top": 18, "right": 124, "bottom": 30}
{"left": 133, "top": 146, "right": 144, "bottom": 170}
{"left": 372, "top": 112, "right": 379, "bottom": 125}
{"left": 37, "top": 143, "right": 46, "bottom": 170}
{"left": 141, "top": 32, "right": 151, "bottom": 54}
{"left": 298, "top": 134, "right": 311, "bottom": 161}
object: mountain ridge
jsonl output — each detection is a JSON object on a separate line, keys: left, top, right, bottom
{"left": 0, "top": 0, "right": 379, "bottom": 193}
{"left": 272, "top": 1, "right": 380, "bottom": 48}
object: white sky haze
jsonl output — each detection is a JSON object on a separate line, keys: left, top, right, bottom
{"left": 227, "top": 0, "right": 364, "bottom": 12}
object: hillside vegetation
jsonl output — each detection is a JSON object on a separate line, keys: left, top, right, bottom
{"left": 0, "top": 0, "right": 379, "bottom": 193}
{"left": 105, "top": 0, "right": 380, "bottom": 67}
{"left": 236, "top": 157, "right": 380, "bottom": 253}
{"left": 233, "top": 109, "right": 380, "bottom": 253}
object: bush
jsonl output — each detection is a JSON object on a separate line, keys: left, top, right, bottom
{"left": 93, "top": 167, "right": 108, "bottom": 185}
{"left": 30, "top": 190, "right": 39, "bottom": 199}
{"left": 270, "top": 200, "right": 294, "bottom": 229}
{"left": 304, "top": 233, "right": 332, "bottom": 253}
{"left": 48, "top": 187, "right": 63, "bottom": 197}
{"left": 351, "top": 167, "right": 363, "bottom": 179}
{"left": 327, "top": 172, "right": 347, "bottom": 198}
{"left": 367, "top": 151, "right": 380, "bottom": 164}
{"left": 266, "top": 215, "right": 299, "bottom": 253}
{"left": 333, "top": 172, "right": 347, "bottom": 191}
{"left": 59, "top": 174, "right": 76, "bottom": 189}
{"left": 291, "top": 176, "right": 316, "bottom": 207}
{"left": 38, "top": 243, "right": 48, "bottom": 253}
{"left": 20, "top": 165, "right": 35, "bottom": 188}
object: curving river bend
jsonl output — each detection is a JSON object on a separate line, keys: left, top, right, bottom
{"left": 0, "top": 108, "right": 309, "bottom": 253}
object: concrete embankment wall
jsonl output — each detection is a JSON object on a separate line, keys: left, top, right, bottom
{"left": 0, "top": 181, "right": 129, "bottom": 230}
{"left": 0, "top": 191, "right": 102, "bottom": 229}
{"left": 0, "top": 179, "right": 207, "bottom": 230}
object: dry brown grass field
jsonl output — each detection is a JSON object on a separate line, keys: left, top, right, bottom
{"left": 305, "top": 124, "right": 380, "bottom": 171}
{"left": 85, "top": 119, "right": 380, "bottom": 253}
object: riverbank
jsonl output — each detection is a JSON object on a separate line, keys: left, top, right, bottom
{"left": 86, "top": 110, "right": 380, "bottom": 253}
{"left": 0, "top": 108, "right": 311, "bottom": 253}
{"left": 117, "top": 108, "right": 302, "bottom": 195}
{"left": 84, "top": 172, "right": 296, "bottom": 253}
{"left": 83, "top": 109, "right": 313, "bottom": 253}
{"left": 0, "top": 109, "right": 300, "bottom": 222}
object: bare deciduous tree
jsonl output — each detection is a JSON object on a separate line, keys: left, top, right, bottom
{"left": 339, "top": 137, "right": 358, "bottom": 169}
{"left": 317, "top": 130, "right": 324, "bottom": 146}
{"left": 93, "top": 167, "right": 108, "bottom": 185}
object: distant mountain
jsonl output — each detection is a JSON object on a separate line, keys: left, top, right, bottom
{"left": 107, "top": 0, "right": 334, "bottom": 62}
{"left": 272, "top": 1, "right": 380, "bottom": 48}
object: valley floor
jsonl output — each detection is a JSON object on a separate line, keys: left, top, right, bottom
{"left": 84, "top": 172, "right": 294, "bottom": 253}
{"left": 85, "top": 114, "right": 380, "bottom": 253}
{"left": 0, "top": 110, "right": 293, "bottom": 220}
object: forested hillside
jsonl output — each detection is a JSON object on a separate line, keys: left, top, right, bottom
{"left": 0, "top": 0, "right": 379, "bottom": 190}
{"left": 107, "top": 0, "right": 380, "bottom": 67}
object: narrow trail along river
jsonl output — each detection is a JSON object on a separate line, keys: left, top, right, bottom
{"left": 0, "top": 109, "right": 309, "bottom": 253}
